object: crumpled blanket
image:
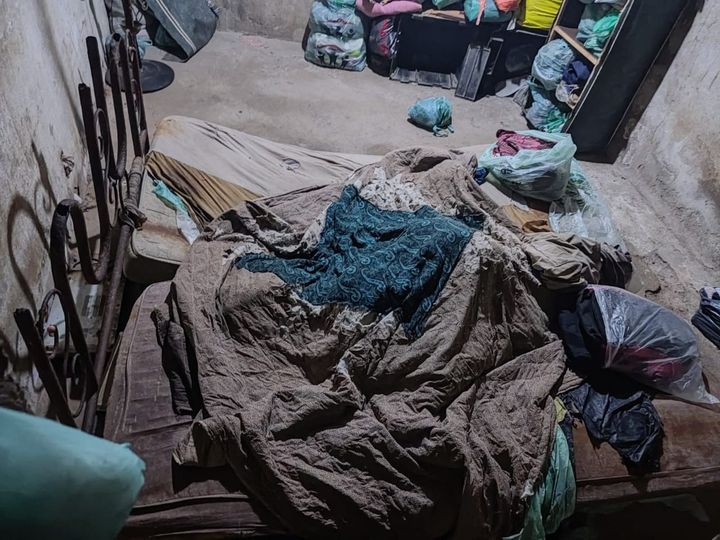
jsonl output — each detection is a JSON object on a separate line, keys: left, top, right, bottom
{"left": 165, "top": 148, "right": 568, "bottom": 539}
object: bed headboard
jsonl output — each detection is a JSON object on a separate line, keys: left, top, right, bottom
{"left": 13, "top": 27, "right": 149, "bottom": 434}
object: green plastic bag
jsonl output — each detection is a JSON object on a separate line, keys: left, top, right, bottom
{"left": 407, "top": 97, "right": 454, "bottom": 137}
{"left": 531, "top": 39, "right": 575, "bottom": 91}
{"left": 309, "top": 1, "right": 364, "bottom": 40}
{"left": 305, "top": 33, "right": 366, "bottom": 71}
{"left": 584, "top": 10, "right": 620, "bottom": 55}
{"left": 0, "top": 407, "right": 145, "bottom": 540}
{"left": 478, "top": 130, "right": 577, "bottom": 201}
{"left": 505, "top": 427, "right": 576, "bottom": 540}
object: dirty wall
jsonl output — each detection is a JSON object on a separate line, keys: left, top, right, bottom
{"left": 0, "top": 0, "right": 108, "bottom": 411}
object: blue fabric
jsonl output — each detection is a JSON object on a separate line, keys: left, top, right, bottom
{"left": 236, "top": 186, "right": 474, "bottom": 339}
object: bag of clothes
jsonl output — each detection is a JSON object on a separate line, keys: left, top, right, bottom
{"left": 692, "top": 287, "right": 720, "bottom": 349}
{"left": 518, "top": 0, "right": 563, "bottom": 29}
{"left": 463, "top": 0, "right": 515, "bottom": 24}
{"left": 0, "top": 407, "right": 145, "bottom": 539}
{"left": 532, "top": 39, "right": 576, "bottom": 91}
{"left": 477, "top": 130, "right": 576, "bottom": 201}
{"left": 569, "top": 285, "right": 719, "bottom": 404}
{"left": 524, "top": 82, "right": 568, "bottom": 133}
{"left": 309, "top": 1, "right": 364, "bottom": 40}
{"left": 407, "top": 97, "right": 454, "bottom": 136}
{"left": 305, "top": 33, "right": 367, "bottom": 71}
{"left": 306, "top": 0, "right": 366, "bottom": 71}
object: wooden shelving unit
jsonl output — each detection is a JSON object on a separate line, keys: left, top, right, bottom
{"left": 536, "top": 0, "right": 689, "bottom": 158}
{"left": 551, "top": 26, "right": 598, "bottom": 66}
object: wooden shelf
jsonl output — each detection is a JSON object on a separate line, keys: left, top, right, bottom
{"left": 552, "top": 26, "right": 599, "bottom": 65}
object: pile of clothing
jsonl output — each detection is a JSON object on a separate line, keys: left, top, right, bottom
{"left": 305, "top": 0, "right": 367, "bottom": 71}
{"left": 368, "top": 17, "right": 399, "bottom": 76}
{"left": 576, "top": 2, "right": 624, "bottom": 55}
{"left": 522, "top": 39, "right": 592, "bottom": 132}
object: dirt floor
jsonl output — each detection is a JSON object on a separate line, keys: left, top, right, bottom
{"left": 143, "top": 31, "right": 720, "bottom": 539}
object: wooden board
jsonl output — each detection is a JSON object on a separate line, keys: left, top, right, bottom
{"left": 552, "top": 26, "right": 599, "bottom": 65}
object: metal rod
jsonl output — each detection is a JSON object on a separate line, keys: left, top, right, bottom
{"left": 107, "top": 38, "right": 128, "bottom": 180}
{"left": 115, "top": 34, "right": 143, "bottom": 158}
{"left": 82, "top": 157, "right": 145, "bottom": 433}
{"left": 79, "top": 83, "right": 112, "bottom": 239}
{"left": 14, "top": 309, "right": 76, "bottom": 428}
{"left": 50, "top": 202, "right": 100, "bottom": 398}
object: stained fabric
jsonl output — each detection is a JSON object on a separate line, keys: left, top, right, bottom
{"left": 692, "top": 287, "right": 720, "bottom": 348}
{"left": 236, "top": 185, "right": 474, "bottom": 339}
{"left": 167, "top": 148, "right": 567, "bottom": 539}
{"left": 523, "top": 232, "right": 632, "bottom": 291}
{"left": 492, "top": 129, "right": 557, "bottom": 156}
{"left": 560, "top": 376, "right": 663, "bottom": 470}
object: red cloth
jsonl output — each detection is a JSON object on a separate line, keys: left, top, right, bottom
{"left": 492, "top": 129, "right": 556, "bottom": 156}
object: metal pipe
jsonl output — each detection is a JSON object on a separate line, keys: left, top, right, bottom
{"left": 82, "top": 157, "right": 145, "bottom": 433}
{"left": 115, "top": 34, "right": 143, "bottom": 158}
{"left": 14, "top": 309, "right": 76, "bottom": 428}
{"left": 79, "top": 83, "right": 111, "bottom": 240}
{"left": 50, "top": 202, "right": 100, "bottom": 398}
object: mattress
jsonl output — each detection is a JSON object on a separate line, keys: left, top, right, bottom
{"left": 124, "top": 116, "right": 382, "bottom": 284}
{"left": 106, "top": 281, "right": 720, "bottom": 536}
{"left": 124, "top": 116, "right": 490, "bottom": 285}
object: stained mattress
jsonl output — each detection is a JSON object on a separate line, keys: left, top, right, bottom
{"left": 105, "top": 281, "right": 720, "bottom": 537}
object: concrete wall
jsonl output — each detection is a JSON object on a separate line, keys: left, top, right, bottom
{"left": 620, "top": 0, "right": 720, "bottom": 267}
{"left": 213, "top": 0, "right": 313, "bottom": 42}
{"left": 0, "top": 0, "right": 108, "bottom": 411}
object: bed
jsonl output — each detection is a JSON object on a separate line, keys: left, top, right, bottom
{"left": 19, "top": 31, "right": 720, "bottom": 539}
{"left": 106, "top": 282, "right": 720, "bottom": 538}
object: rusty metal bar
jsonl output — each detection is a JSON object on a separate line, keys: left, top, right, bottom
{"left": 82, "top": 157, "right": 146, "bottom": 433}
{"left": 79, "top": 83, "right": 112, "bottom": 241}
{"left": 13, "top": 309, "right": 76, "bottom": 428}
{"left": 106, "top": 38, "right": 128, "bottom": 180}
{"left": 115, "top": 34, "right": 144, "bottom": 159}
{"left": 49, "top": 202, "right": 100, "bottom": 399}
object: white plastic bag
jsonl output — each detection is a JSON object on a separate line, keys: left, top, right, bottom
{"left": 477, "top": 130, "right": 576, "bottom": 201}
{"left": 588, "top": 285, "right": 718, "bottom": 404}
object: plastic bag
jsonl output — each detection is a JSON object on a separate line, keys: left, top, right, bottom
{"left": 477, "top": 130, "right": 576, "bottom": 201}
{"left": 504, "top": 427, "right": 575, "bottom": 540}
{"left": 153, "top": 180, "right": 200, "bottom": 244}
{"left": 407, "top": 97, "right": 454, "bottom": 136}
{"left": 0, "top": 407, "right": 145, "bottom": 540}
{"left": 305, "top": 33, "right": 366, "bottom": 71}
{"left": 692, "top": 287, "right": 720, "bottom": 348}
{"left": 464, "top": 0, "right": 515, "bottom": 23}
{"left": 549, "top": 160, "right": 624, "bottom": 247}
{"left": 518, "top": 0, "right": 563, "bottom": 29}
{"left": 525, "top": 81, "right": 560, "bottom": 131}
{"left": 584, "top": 10, "right": 620, "bottom": 55}
{"left": 369, "top": 17, "right": 398, "bottom": 59}
{"left": 587, "top": 285, "right": 719, "bottom": 404}
{"left": 309, "top": 1, "right": 364, "bottom": 40}
{"left": 532, "top": 39, "right": 575, "bottom": 91}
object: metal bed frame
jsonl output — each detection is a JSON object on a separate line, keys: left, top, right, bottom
{"left": 13, "top": 18, "right": 150, "bottom": 434}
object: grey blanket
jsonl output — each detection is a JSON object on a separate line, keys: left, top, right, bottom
{"left": 166, "top": 148, "right": 567, "bottom": 539}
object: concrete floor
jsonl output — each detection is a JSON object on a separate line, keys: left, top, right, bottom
{"left": 144, "top": 31, "right": 719, "bottom": 329}
{"left": 141, "top": 30, "right": 720, "bottom": 539}
{"left": 144, "top": 31, "right": 528, "bottom": 155}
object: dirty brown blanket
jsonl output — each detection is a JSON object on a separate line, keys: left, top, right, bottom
{"left": 165, "top": 148, "right": 567, "bottom": 539}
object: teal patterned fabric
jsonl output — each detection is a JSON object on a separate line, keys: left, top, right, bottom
{"left": 235, "top": 186, "right": 475, "bottom": 339}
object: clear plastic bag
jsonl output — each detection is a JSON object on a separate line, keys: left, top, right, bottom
{"left": 309, "top": 1, "right": 364, "bottom": 41}
{"left": 305, "top": 33, "right": 366, "bottom": 71}
{"left": 549, "top": 160, "right": 624, "bottom": 247}
{"left": 531, "top": 39, "right": 575, "bottom": 91}
{"left": 477, "top": 130, "right": 576, "bottom": 201}
{"left": 588, "top": 285, "right": 719, "bottom": 404}
{"left": 407, "top": 97, "right": 454, "bottom": 136}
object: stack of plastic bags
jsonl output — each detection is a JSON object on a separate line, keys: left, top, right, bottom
{"left": 305, "top": 0, "right": 366, "bottom": 71}
{"left": 524, "top": 39, "right": 575, "bottom": 132}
